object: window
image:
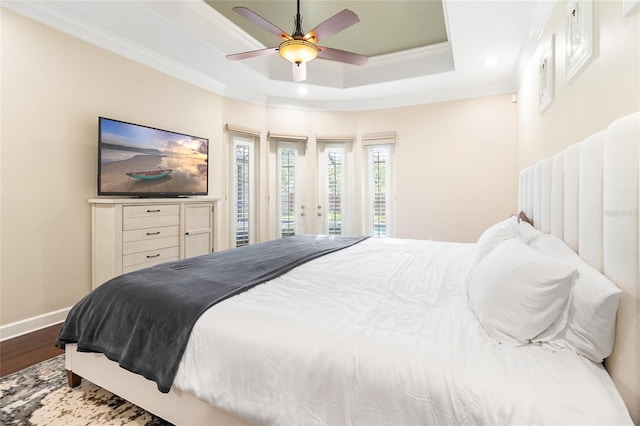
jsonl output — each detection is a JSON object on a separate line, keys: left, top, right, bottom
{"left": 269, "top": 136, "right": 307, "bottom": 240}
{"left": 326, "top": 147, "right": 344, "bottom": 235}
{"left": 365, "top": 144, "right": 394, "bottom": 237}
{"left": 231, "top": 136, "right": 256, "bottom": 247}
{"left": 279, "top": 145, "right": 297, "bottom": 237}
{"left": 318, "top": 142, "right": 352, "bottom": 235}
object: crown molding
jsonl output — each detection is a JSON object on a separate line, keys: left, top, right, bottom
{"left": 2, "top": 0, "right": 537, "bottom": 112}
{"left": 1, "top": 1, "right": 227, "bottom": 95}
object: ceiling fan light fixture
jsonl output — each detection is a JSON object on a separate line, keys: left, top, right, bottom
{"left": 228, "top": 3, "right": 366, "bottom": 81}
{"left": 279, "top": 39, "right": 318, "bottom": 64}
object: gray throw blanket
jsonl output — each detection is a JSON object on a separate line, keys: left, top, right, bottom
{"left": 55, "top": 234, "right": 368, "bottom": 393}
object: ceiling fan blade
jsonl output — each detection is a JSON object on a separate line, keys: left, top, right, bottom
{"left": 304, "top": 9, "right": 359, "bottom": 43}
{"left": 317, "top": 46, "right": 368, "bottom": 66}
{"left": 226, "top": 47, "right": 278, "bottom": 61}
{"left": 292, "top": 62, "right": 307, "bottom": 82}
{"left": 232, "top": 7, "right": 292, "bottom": 40}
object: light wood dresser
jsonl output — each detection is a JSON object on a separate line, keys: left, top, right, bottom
{"left": 89, "top": 198, "right": 218, "bottom": 289}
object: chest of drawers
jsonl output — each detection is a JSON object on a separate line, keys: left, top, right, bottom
{"left": 121, "top": 204, "right": 181, "bottom": 273}
{"left": 90, "top": 198, "right": 218, "bottom": 289}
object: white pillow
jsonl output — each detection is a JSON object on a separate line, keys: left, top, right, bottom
{"left": 517, "top": 220, "right": 543, "bottom": 244}
{"left": 529, "top": 233, "right": 621, "bottom": 362}
{"left": 474, "top": 216, "right": 521, "bottom": 264}
{"left": 468, "top": 238, "right": 578, "bottom": 345}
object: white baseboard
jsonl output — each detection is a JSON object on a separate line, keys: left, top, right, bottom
{"left": 0, "top": 307, "right": 71, "bottom": 341}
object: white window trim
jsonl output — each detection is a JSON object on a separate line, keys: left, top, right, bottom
{"left": 268, "top": 134, "right": 308, "bottom": 239}
{"left": 230, "top": 135, "right": 257, "bottom": 247}
{"left": 363, "top": 144, "right": 396, "bottom": 238}
{"left": 275, "top": 141, "right": 305, "bottom": 238}
{"left": 317, "top": 141, "right": 353, "bottom": 235}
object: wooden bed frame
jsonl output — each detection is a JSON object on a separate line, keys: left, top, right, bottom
{"left": 65, "top": 111, "right": 640, "bottom": 424}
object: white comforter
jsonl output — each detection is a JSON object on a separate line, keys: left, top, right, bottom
{"left": 174, "top": 238, "right": 631, "bottom": 425}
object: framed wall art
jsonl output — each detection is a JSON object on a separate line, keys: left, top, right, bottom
{"left": 539, "top": 34, "right": 555, "bottom": 113}
{"left": 565, "top": 0, "right": 593, "bottom": 82}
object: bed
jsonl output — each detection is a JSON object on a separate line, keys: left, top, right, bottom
{"left": 60, "top": 111, "right": 639, "bottom": 425}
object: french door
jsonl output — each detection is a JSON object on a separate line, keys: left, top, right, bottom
{"left": 366, "top": 144, "right": 393, "bottom": 237}
{"left": 231, "top": 136, "right": 256, "bottom": 247}
{"left": 271, "top": 139, "right": 354, "bottom": 238}
{"left": 316, "top": 142, "right": 352, "bottom": 235}
{"left": 273, "top": 140, "right": 307, "bottom": 238}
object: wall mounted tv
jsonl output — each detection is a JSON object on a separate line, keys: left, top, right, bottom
{"left": 98, "top": 117, "right": 208, "bottom": 197}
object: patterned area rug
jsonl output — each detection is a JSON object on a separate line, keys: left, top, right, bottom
{"left": 0, "top": 355, "right": 172, "bottom": 425}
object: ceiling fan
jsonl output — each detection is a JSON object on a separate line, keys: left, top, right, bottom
{"left": 226, "top": 0, "right": 368, "bottom": 82}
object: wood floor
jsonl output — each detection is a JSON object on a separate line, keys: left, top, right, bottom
{"left": 0, "top": 323, "right": 64, "bottom": 377}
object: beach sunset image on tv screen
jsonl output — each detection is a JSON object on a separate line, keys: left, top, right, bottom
{"left": 99, "top": 118, "right": 208, "bottom": 196}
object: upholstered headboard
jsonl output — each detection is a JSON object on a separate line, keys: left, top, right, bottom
{"left": 517, "top": 112, "right": 639, "bottom": 423}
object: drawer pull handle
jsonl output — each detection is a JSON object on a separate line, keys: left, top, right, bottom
{"left": 147, "top": 254, "right": 161, "bottom": 259}
{"left": 146, "top": 231, "right": 160, "bottom": 236}
{"left": 147, "top": 209, "right": 161, "bottom": 213}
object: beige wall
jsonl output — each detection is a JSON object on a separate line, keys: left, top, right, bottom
{"left": 0, "top": 10, "right": 224, "bottom": 328}
{"left": 517, "top": 0, "right": 640, "bottom": 168}
{"left": 354, "top": 96, "right": 518, "bottom": 242}
{"left": 1, "top": 9, "right": 516, "bottom": 330}
{"left": 222, "top": 96, "right": 518, "bottom": 244}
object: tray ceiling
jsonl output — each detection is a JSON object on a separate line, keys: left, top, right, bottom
{"left": 206, "top": 0, "right": 449, "bottom": 57}
{"left": 1, "top": 0, "right": 555, "bottom": 111}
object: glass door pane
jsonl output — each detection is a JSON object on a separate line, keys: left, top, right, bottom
{"left": 318, "top": 144, "right": 349, "bottom": 235}
{"left": 232, "top": 137, "right": 255, "bottom": 247}
{"left": 371, "top": 146, "right": 388, "bottom": 237}
{"left": 326, "top": 148, "right": 343, "bottom": 235}
{"left": 276, "top": 141, "right": 305, "bottom": 238}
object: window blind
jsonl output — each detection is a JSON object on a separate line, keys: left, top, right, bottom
{"left": 316, "top": 135, "right": 355, "bottom": 144}
{"left": 225, "top": 123, "right": 261, "bottom": 137}
{"left": 267, "top": 132, "right": 308, "bottom": 142}
{"left": 362, "top": 131, "right": 396, "bottom": 146}
{"left": 234, "top": 143, "right": 251, "bottom": 247}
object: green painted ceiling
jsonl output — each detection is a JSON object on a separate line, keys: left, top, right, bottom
{"left": 205, "top": 1, "right": 448, "bottom": 57}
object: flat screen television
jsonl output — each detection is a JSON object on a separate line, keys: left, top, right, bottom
{"left": 98, "top": 117, "right": 208, "bottom": 197}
